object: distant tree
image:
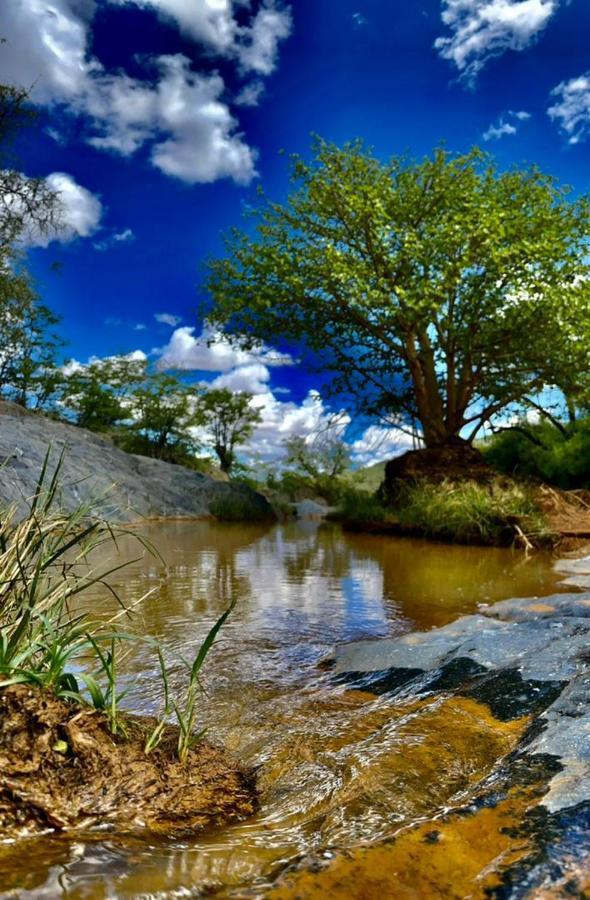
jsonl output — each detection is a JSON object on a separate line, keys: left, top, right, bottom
{"left": 284, "top": 432, "right": 350, "bottom": 479}
{"left": 0, "top": 291, "right": 64, "bottom": 408}
{"left": 0, "top": 81, "right": 64, "bottom": 407}
{"left": 61, "top": 356, "right": 146, "bottom": 430}
{"left": 199, "top": 388, "right": 261, "bottom": 474}
{"left": 207, "top": 141, "right": 590, "bottom": 450}
{"left": 129, "top": 372, "right": 203, "bottom": 461}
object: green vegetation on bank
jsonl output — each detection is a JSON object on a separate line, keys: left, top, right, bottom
{"left": 333, "top": 478, "right": 552, "bottom": 547}
{"left": 483, "top": 418, "right": 590, "bottom": 490}
{"left": 0, "top": 453, "right": 234, "bottom": 759}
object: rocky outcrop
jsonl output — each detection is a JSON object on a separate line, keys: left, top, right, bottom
{"left": 327, "top": 588, "right": 590, "bottom": 895}
{"left": 0, "top": 401, "right": 273, "bottom": 522}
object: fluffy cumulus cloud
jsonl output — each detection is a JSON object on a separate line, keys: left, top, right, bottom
{"left": 548, "top": 73, "right": 590, "bottom": 144}
{"left": 349, "top": 425, "right": 414, "bottom": 468}
{"left": 435, "top": 0, "right": 559, "bottom": 81}
{"left": 0, "top": 0, "right": 290, "bottom": 184}
{"left": 109, "top": 0, "right": 291, "bottom": 73}
{"left": 243, "top": 389, "right": 351, "bottom": 463}
{"left": 155, "top": 324, "right": 293, "bottom": 371}
{"left": 235, "top": 3, "right": 292, "bottom": 75}
{"left": 93, "top": 227, "right": 135, "bottom": 251}
{"left": 210, "top": 362, "right": 271, "bottom": 394}
{"left": 26, "top": 172, "right": 102, "bottom": 246}
{"left": 483, "top": 108, "right": 530, "bottom": 140}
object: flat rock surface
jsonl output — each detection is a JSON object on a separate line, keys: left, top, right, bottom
{"left": 334, "top": 586, "right": 590, "bottom": 814}
{"left": 0, "top": 401, "right": 272, "bottom": 522}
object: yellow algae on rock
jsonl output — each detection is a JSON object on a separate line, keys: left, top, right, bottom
{"left": 269, "top": 696, "right": 534, "bottom": 900}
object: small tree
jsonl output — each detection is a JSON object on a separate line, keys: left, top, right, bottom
{"left": 199, "top": 388, "right": 261, "bottom": 474}
{"left": 130, "top": 373, "right": 203, "bottom": 462}
{"left": 207, "top": 141, "right": 590, "bottom": 449}
{"left": 0, "top": 291, "right": 64, "bottom": 408}
{"left": 61, "top": 357, "right": 146, "bottom": 431}
{"left": 284, "top": 432, "right": 350, "bottom": 479}
{"left": 0, "top": 81, "right": 63, "bottom": 407}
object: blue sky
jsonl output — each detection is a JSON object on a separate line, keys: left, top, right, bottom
{"left": 1, "top": 0, "right": 590, "bottom": 463}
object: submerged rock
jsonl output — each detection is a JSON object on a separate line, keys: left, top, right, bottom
{"left": 0, "top": 400, "right": 273, "bottom": 522}
{"left": 0, "top": 685, "right": 257, "bottom": 839}
{"left": 317, "top": 588, "right": 590, "bottom": 896}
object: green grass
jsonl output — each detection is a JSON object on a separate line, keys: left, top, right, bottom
{"left": 394, "top": 479, "right": 551, "bottom": 546}
{"left": 336, "top": 490, "right": 389, "bottom": 526}
{"left": 353, "top": 462, "right": 386, "bottom": 494}
{"left": 0, "top": 449, "right": 236, "bottom": 759}
{"left": 334, "top": 477, "right": 552, "bottom": 547}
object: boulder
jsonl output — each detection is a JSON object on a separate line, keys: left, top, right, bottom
{"left": 0, "top": 401, "right": 273, "bottom": 522}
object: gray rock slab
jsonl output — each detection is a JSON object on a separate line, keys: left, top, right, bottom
{"left": 483, "top": 592, "right": 590, "bottom": 622}
{"left": 0, "top": 401, "right": 273, "bottom": 522}
{"left": 334, "top": 615, "right": 503, "bottom": 674}
{"left": 555, "top": 556, "right": 590, "bottom": 590}
{"left": 528, "top": 672, "right": 590, "bottom": 812}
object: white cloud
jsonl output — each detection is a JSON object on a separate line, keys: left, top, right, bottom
{"left": 234, "top": 80, "right": 265, "bottom": 107}
{"left": 483, "top": 108, "right": 530, "bottom": 140}
{"left": 548, "top": 73, "right": 590, "bottom": 144}
{"left": 244, "top": 389, "right": 351, "bottom": 463}
{"left": 109, "top": 0, "right": 292, "bottom": 75}
{"left": 0, "top": 0, "right": 289, "bottom": 185}
{"left": 0, "top": 0, "right": 95, "bottom": 103}
{"left": 93, "top": 227, "right": 135, "bottom": 251}
{"left": 156, "top": 324, "right": 293, "bottom": 371}
{"left": 349, "top": 425, "right": 414, "bottom": 468}
{"left": 25, "top": 172, "right": 102, "bottom": 247}
{"left": 81, "top": 55, "right": 257, "bottom": 184}
{"left": 155, "top": 312, "right": 182, "bottom": 327}
{"left": 435, "top": 0, "right": 558, "bottom": 81}
{"left": 235, "top": 3, "right": 292, "bottom": 76}
{"left": 109, "top": 0, "right": 239, "bottom": 52}
{"left": 210, "top": 362, "right": 271, "bottom": 394}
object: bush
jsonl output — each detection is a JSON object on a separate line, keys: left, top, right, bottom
{"left": 394, "top": 479, "right": 550, "bottom": 546}
{"left": 209, "top": 491, "right": 275, "bottom": 522}
{"left": 483, "top": 419, "right": 590, "bottom": 490}
{"left": 336, "top": 489, "right": 389, "bottom": 526}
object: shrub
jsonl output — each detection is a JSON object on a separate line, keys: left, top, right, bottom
{"left": 209, "top": 491, "right": 274, "bottom": 522}
{"left": 336, "top": 489, "right": 389, "bottom": 526}
{"left": 483, "top": 419, "right": 590, "bottom": 490}
{"left": 0, "top": 450, "right": 235, "bottom": 758}
{"left": 394, "top": 479, "right": 550, "bottom": 546}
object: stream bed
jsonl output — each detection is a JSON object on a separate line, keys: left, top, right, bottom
{"left": 0, "top": 521, "right": 572, "bottom": 898}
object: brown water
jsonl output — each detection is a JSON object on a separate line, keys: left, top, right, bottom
{"left": 0, "top": 521, "right": 568, "bottom": 898}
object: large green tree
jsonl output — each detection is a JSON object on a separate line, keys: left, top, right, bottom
{"left": 207, "top": 142, "right": 590, "bottom": 448}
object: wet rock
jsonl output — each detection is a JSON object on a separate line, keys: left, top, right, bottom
{"left": 555, "top": 554, "right": 590, "bottom": 590}
{"left": 293, "top": 499, "right": 330, "bottom": 520}
{"left": 333, "top": 588, "right": 590, "bottom": 818}
{"left": 0, "top": 400, "right": 273, "bottom": 522}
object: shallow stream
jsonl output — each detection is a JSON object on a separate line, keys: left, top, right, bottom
{"left": 0, "top": 521, "right": 570, "bottom": 898}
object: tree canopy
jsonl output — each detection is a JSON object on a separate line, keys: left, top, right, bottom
{"left": 199, "top": 388, "right": 261, "bottom": 473}
{"left": 207, "top": 141, "right": 590, "bottom": 448}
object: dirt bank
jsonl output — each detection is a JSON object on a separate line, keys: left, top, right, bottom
{"left": 0, "top": 685, "right": 257, "bottom": 840}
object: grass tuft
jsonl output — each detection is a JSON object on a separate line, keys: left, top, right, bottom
{"left": 393, "top": 479, "right": 552, "bottom": 546}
